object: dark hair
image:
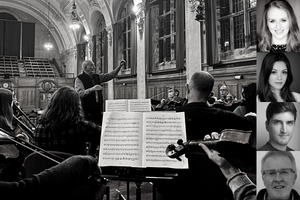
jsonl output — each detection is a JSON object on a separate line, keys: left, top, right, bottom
{"left": 242, "top": 82, "right": 257, "bottom": 113}
{"left": 39, "top": 86, "right": 84, "bottom": 131}
{"left": 258, "top": 52, "right": 295, "bottom": 102}
{"left": 258, "top": 0, "right": 300, "bottom": 52}
{"left": 0, "top": 88, "right": 13, "bottom": 132}
{"left": 266, "top": 102, "right": 297, "bottom": 122}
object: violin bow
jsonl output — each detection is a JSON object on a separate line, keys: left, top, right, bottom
{"left": 0, "top": 128, "right": 64, "bottom": 164}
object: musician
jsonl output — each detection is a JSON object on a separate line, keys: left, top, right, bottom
{"left": 217, "top": 84, "right": 229, "bottom": 104}
{"left": 34, "top": 86, "right": 101, "bottom": 156}
{"left": 257, "top": 151, "right": 300, "bottom": 200}
{"left": 156, "top": 71, "right": 256, "bottom": 200}
{"left": 155, "top": 87, "right": 185, "bottom": 111}
{"left": 214, "top": 85, "right": 240, "bottom": 112}
{"left": 199, "top": 143, "right": 256, "bottom": 200}
{"left": 233, "top": 83, "right": 256, "bottom": 117}
{"left": 258, "top": 102, "right": 297, "bottom": 151}
{"left": 0, "top": 88, "right": 32, "bottom": 181}
{"left": 75, "top": 59, "right": 126, "bottom": 125}
{"left": 1, "top": 155, "right": 106, "bottom": 200}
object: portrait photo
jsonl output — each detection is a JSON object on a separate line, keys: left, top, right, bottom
{"left": 257, "top": 52, "right": 300, "bottom": 102}
{"left": 257, "top": 102, "right": 300, "bottom": 151}
{"left": 257, "top": 0, "right": 300, "bottom": 52}
{"left": 257, "top": 151, "right": 300, "bottom": 199}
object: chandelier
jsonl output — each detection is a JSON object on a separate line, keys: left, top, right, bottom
{"left": 44, "top": 2, "right": 53, "bottom": 50}
{"left": 69, "top": 0, "right": 81, "bottom": 30}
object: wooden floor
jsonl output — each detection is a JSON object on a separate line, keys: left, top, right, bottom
{"left": 105, "top": 180, "right": 153, "bottom": 200}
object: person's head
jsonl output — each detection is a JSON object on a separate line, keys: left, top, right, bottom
{"left": 40, "top": 86, "right": 84, "bottom": 130}
{"left": 241, "top": 82, "right": 257, "bottom": 113}
{"left": 226, "top": 93, "right": 234, "bottom": 104}
{"left": 258, "top": 0, "right": 300, "bottom": 52}
{"left": 261, "top": 151, "right": 297, "bottom": 199}
{"left": 186, "top": 71, "right": 214, "bottom": 102}
{"left": 82, "top": 60, "right": 96, "bottom": 76}
{"left": 265, "top": 102, "right": 297, "bottom": 149}
{"left": 258, "top": 52, "right": 295, "bottom": 102}
{"left": 0, "top": 88, "right": 14, "bottom": 131}
{"left": 167, "top": 87, "right": 179, "bottom": 99}
{"left": 220, "top": 85, "right": 229, "bottom": 98}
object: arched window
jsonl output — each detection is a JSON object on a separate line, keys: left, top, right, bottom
{"left": 92, "top": 12, "right": 107, "bottom": 73}
{"left": 147, "top": 0, "right": 185, "bottom": 73}
{"left": 115, "top": 0, "right": 135, "bottom": 76}
{"left": 217, "top": 0, "right": 256, "bottom": 60}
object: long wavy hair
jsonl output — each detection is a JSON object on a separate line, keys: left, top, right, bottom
{"left": 0, "top": 88, "right": 14, "bottom": 132}
{"left": 258, "top": 52, "right": 295, "bottom": 102}
{"left": 257, "top": 0, "right": 300, "bottom": 52}
{"left": 38, "top": 86, "right": 84, "bottom": 131}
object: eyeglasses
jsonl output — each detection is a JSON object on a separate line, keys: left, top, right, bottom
{"left": 263, "top": 168, "right": 295, "bottom": 178}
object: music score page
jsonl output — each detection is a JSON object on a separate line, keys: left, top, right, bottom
{"left": 98, "top": 111, "right": 188, "bottom": 169}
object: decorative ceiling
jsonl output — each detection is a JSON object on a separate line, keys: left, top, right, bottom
{"left": 0, "top": 0, "right": 124, "bottom": 52}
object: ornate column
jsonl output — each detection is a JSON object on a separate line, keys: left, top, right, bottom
{"left": 185, "top": 0, "right": 202, "bottom": 81}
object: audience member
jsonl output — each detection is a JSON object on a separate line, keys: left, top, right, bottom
{"left": 156, "top": 71, "right": 256, "bottom": 200}
{"left": 155, "top": 87, "right": 185, "bottom": 111}
{"left": 257, "top": 52, "right": 300, "bottom": 102}
{"left": 75, "top": 59, "right": 126, "bottom": 125}
{"left": 34, "top": 86, "right": 101, "bottom": 156}
{"left": 199, "top": 143, "right": 256, "bottom": 200}
{"left": 257, "top": 151, "right": 299, "bottom": 200}
{"left": 257, "top": 0, "right": 300, "bottom": 52}
{"left": 0, "top": 155, "right": 107, "bottom": 200}
{"left": 234, "top": 83, "right": 256, "bottom": 117}
{"left": 258, "top": 102, "right": 297, "bottom": 151}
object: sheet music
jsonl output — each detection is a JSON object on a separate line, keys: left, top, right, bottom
{"left": 128, "top": 99, "right": 151, "bottom": 112}
{"left": 143, "top": 112, "right": 188, "bottom": 168}
{"left": 105, "top": 99, "right": 128, "bottom": 112}
{"left": 99, "top": 112, "right": 143, "bottom": 166}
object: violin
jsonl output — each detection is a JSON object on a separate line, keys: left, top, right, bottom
{"left": 165, "top": 129, "right": 256, "bottom": 169}
{"left": 155, "top": 96, "right": 186, "bottom": 111}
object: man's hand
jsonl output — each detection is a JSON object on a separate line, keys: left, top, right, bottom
{"left": 120, "top": 60, "right": 126, "bottom": 68}
{"left": 90, "top": 85, "right": 103, "bottom": 91}
{"left": 199, "top": 143, "right": 240, "bottom": 179}
{"left": 204, "top": 132, "right": 220, "bottom": 140}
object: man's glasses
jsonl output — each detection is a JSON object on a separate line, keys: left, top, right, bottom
{"left": 263, "top": 168, "right": 295, "bottom": 178}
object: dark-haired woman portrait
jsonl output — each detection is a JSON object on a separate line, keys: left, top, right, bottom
{"left": 34, "top": 86, "right": 101, "bottom": 155}
{"left": 257, "top": 0, "right": 300, "bottom": 52}
{"left": 257, "top": 52, "right": 300, "bottom": 102}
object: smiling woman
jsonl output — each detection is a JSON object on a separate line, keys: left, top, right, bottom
{"left": 257, "top": 52, "right": 300, "bottom": 102}
{"left": 257, "top": 0, "right": 300, "bottom": 52}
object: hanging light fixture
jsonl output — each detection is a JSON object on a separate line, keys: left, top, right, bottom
{"left": 69, "top": 0, "right": 81, "bottom": 30}
{"left": 44, "top": 2, "right": 53, "bottom": 50}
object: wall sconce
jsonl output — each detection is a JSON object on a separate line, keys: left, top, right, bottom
{"left": 106, "top": 26, "right": 113, "bottom": 46}
{"left": 133, "top": 0, "right": 145, "bottom": 34}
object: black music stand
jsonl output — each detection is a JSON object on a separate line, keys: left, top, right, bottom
{"left": 101, "top": 166, "right": 188, "bottom": 200}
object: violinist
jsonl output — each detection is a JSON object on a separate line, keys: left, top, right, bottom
{"left": 0, "top": 88, "right": 31, "bottom": 181}
{"left": 155, "top": 87, "right": 185, "bottom": 111}
{"left": 34, "top": 86, "right": 101, "bottom": 156}
{"left": 214, "top": 84, "right": 240, "bottom": 112}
